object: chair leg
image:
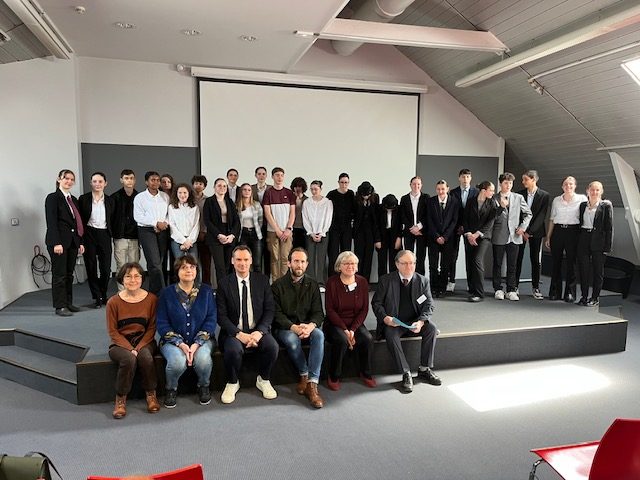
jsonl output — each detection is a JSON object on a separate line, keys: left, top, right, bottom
{"left": 529, "top": 459, "right": 543, "bottom": 480}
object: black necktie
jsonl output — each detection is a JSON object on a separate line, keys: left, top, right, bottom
{"left": 241, "top": 280, "right": 249, "bottom": 332}
{"left": 402, "top": 278, "right": 408, "bottom": 286}
{"left": 440, "top": 202, "right": 445, "bottom": 210}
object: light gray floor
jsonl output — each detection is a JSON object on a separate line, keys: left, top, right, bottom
{"left": 0, "top": 288, "right": 638, "bottom": 479}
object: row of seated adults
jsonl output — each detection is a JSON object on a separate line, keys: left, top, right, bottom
{"left": 106, "top": 246, "right": 441, "bottom": 419}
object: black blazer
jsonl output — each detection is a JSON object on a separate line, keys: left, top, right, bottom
{"left": 78, "top": 192, "right": 115, "bottom": 236}
{"left": 377, "top": 205, "right": 402, "bottom": 242}
{"left": 517, "top": 188, "right": 550, "bottom": 237}
{"left": 425, "top": 195, "right": 459, "bottom": 242}
{"left": 353, "top": 198, "right": 380, "bottom": 241}
{"left": 450, "top": 186, "right": 479, "bottom": 229}
{"left": 579, "top": 201, "right": 613, "bottom": 253}
{"left": 371, "top": 271, "right": 434, "bottom": 339}
{"left": 45, "top": 189, "right": 83, "bottom": 248}
{"left": 216, "top": 272, "right": 274, "bottom": 337}
{"left": 399, "top": 192, "right": 429, "bottom": 236}
{"left": 463, "top": 196, "right": 499, "bottom": 241}
{"left": 203, "top": 196, "right": 240, "bottom": 246}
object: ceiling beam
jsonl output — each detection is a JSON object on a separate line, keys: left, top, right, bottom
{"left": 455, "top": 3, "right": 640, "bottom": 88}
{"left": 297, "top": 18, "right": 508, "bottom": 53}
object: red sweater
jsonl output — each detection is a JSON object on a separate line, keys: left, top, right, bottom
{"left": 324, "top": 274, "right": 369, "bottom": 331}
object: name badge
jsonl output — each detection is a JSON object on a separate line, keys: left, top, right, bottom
{"left": 347, "top": 282, "right": 357, "bottom": 292}
{"left": 417, "top": 294, "right": 427, "bottom": 305}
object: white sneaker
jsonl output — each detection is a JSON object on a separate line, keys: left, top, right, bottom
{"left": 256, "top": 375, "right": 277, "bottom": 400}
{"left": 506, "top": 291, "right": 520, "bottom": 301}
{"left": 494, "top": 290, "right": 505, "bottom": 300}
{"left": 221, "top": 382, "right": 240, "bottom": 404}
{"left": 446, "top": 282, "right": 455, "bottom": 293}
{"left": 532, "top": 289, "right": 544, "bottom": 300}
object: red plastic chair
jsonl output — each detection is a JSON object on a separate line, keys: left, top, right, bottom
{"left": 529, "top": 418, "right": 640, "bottom": 480}
{"left": 87, "top": 464, "right": 204, "bottom": 480}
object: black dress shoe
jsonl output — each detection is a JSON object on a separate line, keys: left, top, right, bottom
{"left": 67, "top": 304, "right": 81, "bottom": 312}
{"left": 93, "top": 299, "right": 102, "bottom": 309}
{"left": 55, "top": 308, "right": 73, "bottom": 317}
{"left": 418, "top": 368, "right": 442, "bottom": 386}
{"left": 587, "top": 298, "right": 599, "bottom": 307}
{"left": 549, "top": 294, "right": 559, "bottom": 301}
{"left": 577, "top": 297, "right": 588, "bottom": 306}
{"left": 401, "top": 373, "right": 413, "bottom": 393}
{"left": 563, "top": 294, "right": 574, "bottom": 303}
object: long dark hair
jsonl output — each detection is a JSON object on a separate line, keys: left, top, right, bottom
{"left": 170, "top": 183, "right": 196, "bottom": 208}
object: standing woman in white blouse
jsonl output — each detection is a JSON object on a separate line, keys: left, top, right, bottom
{"left": 544, "top": 176, "right": 587, "bottom": 302}
{"left": 168, "top": 183, "right": 201, "bottom": 281}
{"left": 302, "top": 180, "right": 333, "bottom": 286}
{"left": 236, "top": 183, "right": 264, "bottom": 272}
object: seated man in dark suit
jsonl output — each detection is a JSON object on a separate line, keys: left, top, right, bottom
{"left": 216, "top": 245, "right": 280, "bottom": 404}
{"left": 372, "top": 250, "right": 441, "bottom": 393}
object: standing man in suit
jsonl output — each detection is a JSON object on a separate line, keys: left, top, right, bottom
{"left": 426, "top": 180, "right": 460, "bottom": 297}
{"left": 216, "top": 245, "right": 279, "bottom": 404}
{"left": 79, "top": 171, "right": 115, "bottom": 308}
{"left": 326, "top": 173, "right": 356, "bottom": 276}
{"left": 111, "top": 169, "right": 139, "bottom": 290}
{"left": 45, "top": 169, "right": 85, "bottom": 316}
{"left": 491, "top": 173, "right": 532, "bottom": 301}
{"left": 449, "top": 169, "right": 478, "bottom": 293}
{"left": 400, "top": 176, "right": 429, "bottom": 275}
{"left": 377, "top": 194, "right": 402, "bottom": 277}
{"left": 372, "top": 250, "right": 441, "bottom": 393}
{"left": 133, "top": 171, "right": 170, "bottom": 295}
{"left": 516, "top": 170, "right": 550, "bottom": 300}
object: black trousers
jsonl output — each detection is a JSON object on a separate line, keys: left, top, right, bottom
{"left": 292, "top": 228, "right": 306, "bottom": 250}
{"left": 577, "top": 230, "right": 606, "bottom": 300}
{"left": 83, "top": 226, "right": 112, "bottom": 301}
{"left": 549, "top": 226, "right": 579, "bottom": 298}
{"left": 516, "top": 236, "right": 543, "bottom": 289}
{"left": 138, "top": 227, "right": 169, "bottom": 295}
{"left": 108, "top": 342, "right": 157, "bottom": 396}
{"left": 466, "top": 237, "right": 491, "bottom": 297}
{"left": 238, "top": 228, "right": 262, "bottom": 274}
{"left": 427, "top": 240, "right": 455, "bottom": 293}
{"left": 197, "top": 239, "right": 212, "bottom": 286}
{"left": 325, "top": 324, "right": 373, "bottom": 379}
{"left": 403, "top": 234, "right": 427, "bottom": 275}
{"left": 48, "top": 245, "right": 78, "bottom": 309}
{"left": 219, "top": 332, "right": 279, "bottom": 384}
{"left": 492, "top": 242, "right": 519, "bottom": 292}
{"left": 261, "top": 224, "right": 271, "bottom": 277}
{"left": 328, "top": 225, "right": 353, "bottom": 276}
{"left": 383, "top": 321, "right": 437, "bottom": 374}
{"left": 378, "top": 228, "right": 399, "bottom": 277}
{"left": 354, "top": 227, "right": 375, "bottom": 281}
{"left": 449, "top": 233, "right": 462, "bottom": 282}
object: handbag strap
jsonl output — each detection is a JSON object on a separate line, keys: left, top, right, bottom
{"left": 24, "top": 452, "right": 63, "bottom": 479}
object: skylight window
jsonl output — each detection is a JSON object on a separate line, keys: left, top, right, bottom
{"left": 622, "top": 57, "right": 640, "bottom": 87}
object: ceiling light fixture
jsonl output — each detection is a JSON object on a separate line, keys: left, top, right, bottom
{"left": 239, "top": 35, "right": 258, "bottom": 42}
{"left": 181, "top": 29, "right": 201, "bottom": 36}
{"left": 0, "top": 28, "right": 10, "bottom": 45}
{"left": 621, "top": 57, "right": 640, "bottom": 87}
{"left": 74, "top": 6, "right": 85, "bottom": 14}
{"left": 114, "top": 22, "right": 136, "bottom": 29}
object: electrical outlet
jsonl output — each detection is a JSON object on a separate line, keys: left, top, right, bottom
{"left": 10, "top": 218, "right": 19, "bottom": 226}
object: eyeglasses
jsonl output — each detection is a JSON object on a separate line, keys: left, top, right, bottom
{"left": 124, "top": 274, "right": 142, "bottom": 280}
{"left": 397, "top": 261, "right": 416, "bottom": 266}
{"left": 341, "top": 262, "right": 357, "bottom": 266}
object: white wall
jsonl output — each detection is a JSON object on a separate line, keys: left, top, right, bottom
{"left": 78, "top": 57, "right": 196, "bottom": 147}
{"left": 0, "top": 57, "right": 80, "bottom": 309}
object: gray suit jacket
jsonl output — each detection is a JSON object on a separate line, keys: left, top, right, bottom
{"left": 491, "top": 192, "right": 532, "bottom": 245}
{"left": 371, "top": 271, "right": 434, "bottom": 339}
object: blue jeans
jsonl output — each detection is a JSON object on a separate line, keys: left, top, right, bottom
{"left": 275, "top": 327, "right": 324, "bottom": 382}
{"left": 170, "top": 240, "right": 201, "bottom": 284}
{"left": 160, "top": 340, "right": 213, "bottom": 390}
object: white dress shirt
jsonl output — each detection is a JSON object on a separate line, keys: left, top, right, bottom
{"left": 550, "top": 193, "right": 587, "bottom": 225}
{"left": 236, "top": 274, "right": 255, "bottom": 330}
{"left": 410, "top": 192, "right": 422, "bottom": 229}
{"left": 168, "top": 203, "right": 200, "bottom": 244}
{"left": 88, "top": 195, "right": 107, "bottom": 229}
{"left": 302, "top": 197, "right": 333, "bottom": 236}
{"left": 133, "top": 189, "right": 170, "bottom": 227}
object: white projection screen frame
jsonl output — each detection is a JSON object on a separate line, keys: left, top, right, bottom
{"left": 198, "top": 80, "right": 419, "bottom": 198}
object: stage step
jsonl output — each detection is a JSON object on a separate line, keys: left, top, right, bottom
{"left": 0, "top": 329, "right": 89, "bottom": 403}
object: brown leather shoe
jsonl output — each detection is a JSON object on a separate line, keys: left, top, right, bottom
{"left": 305, "top": 382, "right": 324, "bottom": 409}
{"left": 112, "top": 395, "right": 127, "bottom": 419}
{"left": 146, "top": 390, "right": 160, "bottom": 413}
{"left": 296, "top": 374, "right": 308, "bottom": 395}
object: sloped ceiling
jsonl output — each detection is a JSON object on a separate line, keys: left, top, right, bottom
{"left": 0, "top": 0, "right": 49, "bottom": 62}
{"left": 385, "top": 0, "right": 640, "bottom": 205}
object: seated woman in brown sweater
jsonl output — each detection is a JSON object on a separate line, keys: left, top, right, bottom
{"left": 324, "top": 251, "right": 376, "bottom": 390}
{"left": 106, "top": 262, "right": 159, "bottom": 419}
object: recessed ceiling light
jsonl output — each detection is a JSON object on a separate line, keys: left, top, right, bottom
{"left": 239, "top": 35, "right": 258, "bottom": 42}
{"left": 181, "top": 29, "right": 202, "bottom": 36}
{"left": 114, "top": 22, "right": 136, "bottom": 29}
